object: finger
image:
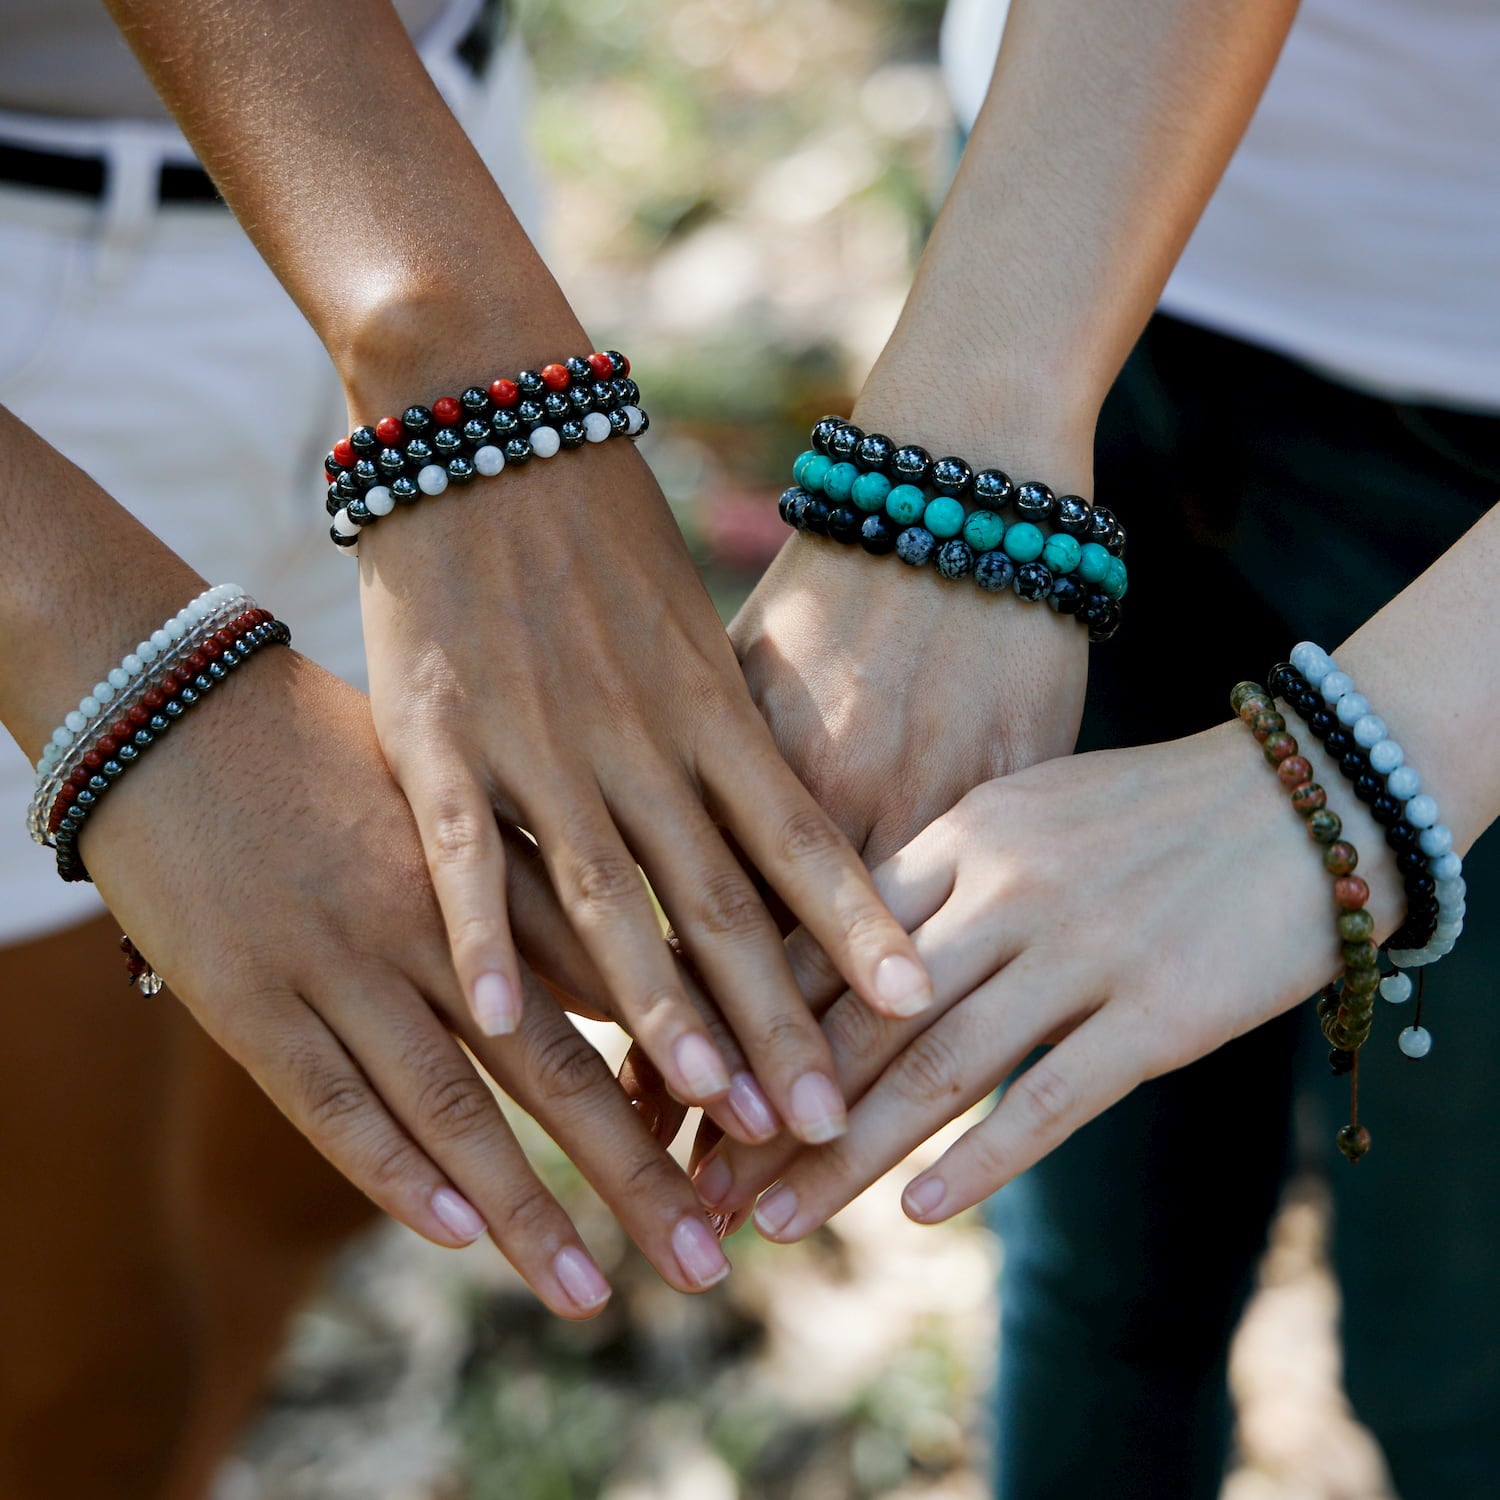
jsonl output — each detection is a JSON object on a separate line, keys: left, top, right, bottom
{"left": 616, "top": 780, "right": 844, "bottom": 1146}
{"left": 701, "top": 734, "right": 934, "bottom": 1021}
{"left": 211, "top": 988, "right": 494, "bottom": 1252}
{"left": 617, "top": 1043, "right": 689, "bottom": 1144}
{"left": 402, "top": 758, "right": 525, "bottom": 1038}
{"left": 318, "top": 975, "right": 614, "bottom": 1318}
{"left": 531, "top": 784, "right": 737, "bottom": 1110}
{"left": 467, "top": 986, "right": 734, "bottom": 1295}
{"left": 901, "top": 1004, "right": 1146, "bottom": 1225}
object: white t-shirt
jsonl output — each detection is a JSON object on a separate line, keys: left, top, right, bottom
{"left": 941, "top": 0, "right": 1500, "bottom": 411}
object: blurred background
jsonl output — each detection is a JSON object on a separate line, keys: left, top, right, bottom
{"left": 223, "top": 1, "right": 1397, "bottom": 1495}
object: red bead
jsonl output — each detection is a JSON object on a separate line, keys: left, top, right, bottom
{"left": 587, "top": 352, "right": 613, "bottom": 380}
{"left": 111, "top": 721, "right": 132, "bottom": 742}
{"left": 488, "top": 378, "right": 519, "bottom": 408}
{"left": 375, "top": 415, "right": 404, "bottom": 446}
{"left": 1291, "top": 782, "right": 1327, "bottom": 816}
{"left": 202, "top": 639, "right": 222, "bottom": 658}
{"left": 82, "top": 750, "right": 103, "bottom": 770}
{"left": 214, "top": 628, "right": 235, "bottom": 648}
{"left": 1262, "top": 731, "right": 1298, "bottom": 763}
{"left": 1335, "top": 876, "right": 1370, "bottom": 910}
{"left": 1324, "top": 841, "right": 1359, "bottom": 876}
{"left": 69, "top": 766, "right": 90, "bottom": 787}
{"left": 432, "top": 396, "right": 462, "bottom": 426}
{"left": 325, "top": 468, "right": 338, "bottom": 484}
{"left": 540, "top": 363, "right": 571, "bottom": 391}
{"left": 186, "top": 652, "right": 207, "bottom": 672}
{"left": 48, "top": 807, "right": 64, "bottom": 832}
{"left": 332, "top": 438, "right": 356, "bottom": 469}
{"left": 128, "top": 705, "right": 150, "bottom": 727}
{"left": 98, "top": 735, "right": 119, "bottom": 757}
{"left": 142, "top": 689, "right": 164, "bottom": 710}
{"left": 1277, "top": 755, "right": 1313, "bottom": 788}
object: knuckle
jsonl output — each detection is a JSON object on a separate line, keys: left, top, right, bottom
{"left": 426, "top": 801, "right": 488, "bottom": 871}
{"left": 776, "top": 806, "right": 843, "bottom": 865}
{"left": 414, "top": 1068, "right": 496, "bottom": 1145}
{"left": 363, "top": 1134, "right": 427, "bottom": 1199}
{"left": 526, "top": 1027, "right": 606, "bottom": 1105}
{"left": 693, "top": 871, "right": 767, "bottom": 940}
{"left": 747, "top": 1008, "right": 817, "bottom": 1064}
{"left": 492, "top": 1182, "right": 558, "bottom": 1243}
{"left": 567, "top": 850, "right": 643, "bottom": 918}
{"left": 1008, "top": 1058, "right": 1075, "bottom": 1134}
{"left": 823, "top": 996, "right": 892, "bottom": 1067}
{"left": 888, "top": 1030, "right": 964, "bottom": 1108}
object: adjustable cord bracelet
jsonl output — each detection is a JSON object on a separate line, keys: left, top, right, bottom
{"left": 323, "top": 351, "right": 648, "bottom": 551}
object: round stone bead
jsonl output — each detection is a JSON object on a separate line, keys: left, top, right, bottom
{"left": 1344, "top": 963, "right": 1379, "bottom": 994}
{"left": 799, "top": 454, "right": 834, "bottom": 493}
{"left": 1319, "top": 670, "right": 1354, "bottom": 704}
{"left": 923, "top": 497, "right": 967, "bottom": 539}
{"left": 895, "top": 526, "right": 937, "bottom": 567}
{"left": 1102, "top": 557, "right": 1128, "bottom": 599}
{"left": 540, "top": 363, "right": 571, "bottom": 391}
{"left": 515, "top": 371, "right": 545, "bottom": 397}
{"left": 778, "top": 486, "right": 806, "bottom": 524}
{"left": 784, "top": 491, "right": 811, "bottom": 529}
{"left": 890, "top": 445, "right": 932, "bottom": 485}
{"left": 588, "top": 382, "right": 617, "bottom": 412}
{"left": 1076, "top": 541, "right": 1111, "bottom": 582}
{"left": 964, "top": 510, "right": 1006, "bottom": 553}
{"left": 1229, "top": 681, "right": 1265, "bottom": 712}
{"left": 1343, "top": 939, "right": 1378, "bottom": 969}
{"left": 973, "top": 468, "right": 1014, "bottom": 508}
{"left": 1386, "top": 764, "right": 1421, "bottom": 800}
{"left": 583, "top": 412, "right": 613, "bottom": 443}
{"left": 446, "top": 455, "right": 476, "bottom": 485}
{"left": 1364, "top": 740, "right": 1403, "bottom": 778}
{"left": 1277, "top": 754, "right": 1313, "bottom": 787}
{"left": 350, "top": 425, "right": 378, "bottom": 456}
{"left": 1013, "top": 561, "right": 1054, "bottom": 601}
{"left": 473, "top": 445, "right": 505, "bottom": 477}
{"left": 1419, "top": 823, "right": 1453, "bottom": 857}
{"left": 936, "top": 539, "right": 976, "bottom": 580}
{"left": 931, "top": 456, "right": 974, "bottom": 498}
{"left": 1053, "top": 495, "right": 1089, "bottom": 536}
{"left": 1335, "top": 1121, "right": 1373, "bottom": 1163}
{"left": 1083, "top": 506, "right": 1114, "bottom": 546}
{"left": 569, "top": 385, "right": 596, "bottom": 414}
{"left": 822, "top": 463, "right": 859, "bottom": 503}
{"left": 431, "top": 396, "right": 463, "bottom": 427}
{"left": 885, "top": 484, "right": 927, "bottom": 525}
{"left": 490, "top": 410, "right": 521, "bottom": 440}
{"left": 792, "top": 450, "right": 821, "bottom": 487}
{"left": 1334, "top": 692, "right": 1369, "bottom": 726}
{"left": 503, "top": 436, "right": 533, "bottom": 465}
{"left": 432, "top": 427, "right": 462, "bottom": 457}
{"left": 1379, "top": 972, "right": 1413, "bottom": 1004}
{"left": 390, "top": 476, "right": 420, "bottom": 505}
{"left": 1323, "top": 840, "right": 1358, "bottom": 875}
{"left": 543, "top": 392, "right": 573, "bottom": 424}
{"left": 516, "top": 399, "right": 546, "bottom": 428}
{"left": 975, "top": 551, "right": 1016, "bottom": 593}
{"left": 854, "top": 432, "right": 896, "bottom": 473}
{"left": 345, "top": 496, "right": 372, "bottom": 525}
{"left": 1085, "top": 596, "right": 1122, "bottom": 641}
{"left": 826, "top": 504, "right": 863, "bottom": 544}
{"left": 488, "top": 379, "right": 519, "bottom": 408}
{"left": 1234, "top": 692, "right": 1270, "bottom": 723}
{"left": 331, "top": 507, "right": 360, "bottom": 539}
{"left": 416, "top": 464, "right": 449, "bottom": 496}
{"left": 377, "top": 446, "right": 406, "bottom": 476}
{"left": 1252, "top": 710, "right": 1287, "bottom": 742}
{"left": 1324, "top": 727, "right": 1354, "bottom": 758}
{"left": 1105, "top": 523, "right": 1128, "bottom": 558}
{"left": 1041, "top": 532, "right": 1081, "bottom": 576}
{"left": 859, "top": 514, "right": 899, "bottom": 554}
{"left": 353, "top": 458, "right": 379, "bottom": 488}
{"left": 810, "top": 415, "right": 844, "bottom": 454}
{"left": 1307, "top": 808, "right": 1343, "bottom": 843}
{"left": 530, "top": 426, "right": 562, "bottom": 459}
{"left": 1352, "top": 714, "right": 1387, "bottom": 748}
{"left": 800, "top": 496, "right": 832, "bottom": 535}
{"left": 1048, "top": 573, "right": 1084, "bottom": 613}
{"left": 1335, "top": 875, "right": 1370, "bottom": 909}
{"left": 1337, "top": 908, "right": 1374, "bottom": 942}
{"left": 1431, "top": 851, "right": 1463, "bottom": 881}
{"left": 1013, "top": 482, "right": 1054, "bottom": 522}
{"left": 1289, "top": 642, "right": 1333, "bottom": 682}
{"left": 828, "top": 423, "right": 863, "bottom": 460}
{"left": 851, "top": 471, "right": 892, "bottom": 513}
{"left": 621, "top": 406, "right": 647, "bottom": 436}
{"left": 1405, "top": 794, "right": 1438, "bottom": 828}
{"left": 364, "top": 485, "right": 395, "bottom": 517}
{"left": 1002, "top": 521, "right": 1045, "bottom": 563}
{"left": 1398, "top": 1025, "right": 1432, "bottom": 1059}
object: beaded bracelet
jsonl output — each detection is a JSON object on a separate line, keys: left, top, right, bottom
{"left": 324, "top": 352, "right": 648, "bottom": 550}
{"left": 1231, "top": 679, "right": 1379, "bottom": 1162}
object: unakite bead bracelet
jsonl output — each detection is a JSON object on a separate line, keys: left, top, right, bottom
{"left": 1231, "top": 678, "right": 1378, "bottom": 1163}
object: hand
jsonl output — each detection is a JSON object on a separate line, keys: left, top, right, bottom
{"left": 692, "top": 720, "right": 1404, "bottom": 1235}
{"left": 357, "top": 421, "right": 931, "bottom": 1146}
{"left": 81, "top": 648, "right": 741, "bottom": 1313}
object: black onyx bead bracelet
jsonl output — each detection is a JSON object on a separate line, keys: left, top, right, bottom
{"left": 324, "top": 352, "right": 648, "bottom": 549}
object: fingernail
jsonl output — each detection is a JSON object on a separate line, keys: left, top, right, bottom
{"left": 431, "top": 1186, "right": 487, "bottom": 1244}
{"left": 673, "top": 1033, "right": 731, "bottom": 1100}
{"left": 728, "top": 1072, "right": 779, "bottom": 1141}
{"left": 788, "top": 1072, "right": 846, "bottom": 1144}
{"left": 903, "top": 1174, "right": 947, "bottom": 1221}
{"left": 472, "top": 971, "right": 522, "bottom": 1036}
{"left": 672, "top": 1216, "right": 731, "bottom": 1289}
{"left": 553, "top": 1246, "right": 611, "bottom": 1311}
{"left": 693, "top": 1152, "right": 733, "bottom": 1209}
{"left": 753, "top": 1182, "right": 799, "bottom": 1239}
{"left": 873, "top": 953, "right": 932, "bottom": 1018}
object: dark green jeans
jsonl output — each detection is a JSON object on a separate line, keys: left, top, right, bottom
{"left": 989, "top": 314, "right": 1500, "bottom": 1500}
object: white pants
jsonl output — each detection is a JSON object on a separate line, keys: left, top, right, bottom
{"left": 0, "top": 9, "right": 539, "bottom": 944}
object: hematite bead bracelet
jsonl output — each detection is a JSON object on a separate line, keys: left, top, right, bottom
{"left": 1231, "top": 679, "right": 1378, "bottom": 1163}
{"left": 324, "top": 351, "right": 648, "bottom": 550}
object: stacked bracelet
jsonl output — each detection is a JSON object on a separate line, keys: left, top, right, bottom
{"left": 778, "top": 418, "right": 1127, "bottom": 641}
{"left": 323, "top": 351, "right": 648, "bottom": 550}
{"left": 1231, "top": 679, "right": 1379, "bottom": 1163}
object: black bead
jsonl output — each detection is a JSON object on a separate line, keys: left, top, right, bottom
{"left": 1266, "top": 663, "right": 1296, "bottom": 698}
{"left": 974, "top": 551, "right": 1016, "bottom": 593}
{"left": 390, "top": 476, "right": 420, "bottom": 505}
{"left": 1087, "top": 598, "right": 1123, "bottom": 642}
{"left": 801, "top": 496, "right": 832, "bottom": 535}
{"left": 633, "top": 411, "right": 650, "bottom": 437}
{"left": 330, "top": 525, "right": 359, "bottom": 548}
{"left": 779, "top": 486, "right": 807, "bottom": 524}
{"left": 1340, "top": 751, "right": 1368, "bottom": 782}
{"left": 350, "top": 425, "right": 378, "bottom": 456}
{"left": 402, "top": 405, "right": 433, "bottom": 437}
{"left": 859, "top": 513, "right": 899, "bottom": 554}
{"left": 931, "top": 456, "right": 975, "bottom": 498}
{"left": 1053, "top": 494, "right": 1089, "bottom": 536}
{"left": 1396, "top": 848, "right": 1428, "bottom": 875}
{"left": 148, "top": 714, "right": 170, "bottom": 733}
{"left": 603, "top": 351, "right": 629, "bottom": 378}
{"left": 335, "top": 470, "right": 361, "bottom": 500}
{"left": 133, "top": 729, "right": 154, "bottom": 748}
{"left": 559, "top": 419, "right": 586, "bottom": 450}
{"left": 103, "top": 760, "right": 123, "bottom": 778}
{"left": 377, "top": 446, "right": 406, "bottom": 477}
{"left": 826, "top": 504, "right": 863, "bottom": 544}
{"left": 404, "top": 437, "right": 434, "bottom": 470}
{"left": 75, "top": 788, "right": 96, "bottom": 807}
{"left": 590, "top": 382, "right": 617, "bottom": 412}
{"left": 324, "top": 449, "right": 346, "bottom": 476}
{"left": 88, "top": 774, "right": 108, "bottom": 793}
{"left": 1013, "top": 482, "right": 1055, "bottom": 522}
{"left": 895, "top": 526, "right": 937, "bottom": 567}
{"left": 1077, "top": 588, "right": 1111, "bottom": 628}
{"left": 163, "top": 700, "right": 185, "bottom": 720}
{"left": 353, "top": 458, "right": 379, "bottom": 488}
{"left": 608, "top": 408, "right": 632, "bottom": 437}
{"left": 970, "top": 469, "right": 1013, "bottom": 509}
{"left": 566, "top": 355, "right": 594, "bottom": 384}
{"left": 517, "top": 369, "right": 545, "bottom": 396}
{"left": 325, "top": 484, "right": 343, "bottom": 517}
{"left": 460, "top": 386, "right": 490, "bottom": 415}
{"left": 447, "top": 455, "right": 476, "bottom": 485}
{"left": 194, "top": 673, "right": 213, "bottom": 692}
{"left": 854, "top": 432, "right": 897, "bottom": 474}
{"left": 1354, "top": 771, "right": 1383, "bottom": 803}
{"left": 1329, "top": 1048, "right": 1356, "bottom": 1076}
{"left": 890, "top": 444, "right": 932, "bottom": 485}
{"left": 462, "top": 417, "right": 491, "bottom": 448}
{"left": 828, "top": 423, "right": 864, "bottom": 461}
{"left": 614, "top": 377, "right": 640, "bottom": 406}
{"left": 503, "top": 436, "right": 533, "bottom": 466}
{"left": 1013, "top": 560, "right": 1054, "bottom": 601}
{"left": 1048, "top": 573, "right": 1085, "bottom": 613}
{"left": 1410, "top": 871, "right": 1437, "bottom": 898}
{"left": 1106, "top": 523, "right": 1128, "bottom": 558}
{"left": 1085, "top": 504, "right": 1116, "bottom": 545}
{"left": 569, "top": 385, "right": 596, "bottom": 414}
{"left": 935, "top": 538, "right": 976, "bottom": 579}
{"left": 543, "top": 391, "right": 573, "bottom": 423}
{"left": 785, "top": 491, "right": 811, "bottom": 529}
{"left": 346, "top": 496, "right": 372, "bottom": 525}
{"left": 811, "top": 415, "right": 845, "bottom": 455}
{"left": 1308, "top": 707, "right": 1337, "bottom": 737}
{"left": 517, "top": 399, "right": 545, "bottom": 428}
{"left": 1324, "top": 727, "right": 1354, "bottom": 758}
{"left": 432, "top": 428, "right": 462, "bottom": 458}
{"left": 1387, "top": 821, "right": 1419, "bottom": 850}
{"left": 491, "top": 409, "right": 521, "bottom": 439}
{"left": 1372, "top": 794, "right": 1402, "bottom": 826}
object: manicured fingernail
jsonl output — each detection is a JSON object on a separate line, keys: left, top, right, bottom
{"left": 553, "top": 1246, "right": 611, "bottom": 1311}
{"left": 472, "top": 971, "right": 522, "bottom": 1036}
{"left": 753, "top": 1182, "right": 799, "bottom": 1239}
{"left": 672, "top": 1216, "right": 731, "bottom": 1289}
{"left": 873, "top": 953, "right": 932, "bottom": 1017}
{"left": 728, "top": 1072, "right": 779, "bottom": 1141}
{"left": 903, "top": 1174, "right": 947, "bottom": 1221}
{"left": 693, "top": 1152, "right": 733, "bottom": 1209}
{"left": 673, "top": 1033, "right": 731, "bottom": 1100}
{"left": 788, "top": 1072, "right": 846, "bottom": 1143}
{"left": 431, "top": 1186, "right": 487, "bottom": 1244}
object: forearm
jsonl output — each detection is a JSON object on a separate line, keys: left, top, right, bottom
{"left": 100, "top": 0, "right": 583, "bottom": 409}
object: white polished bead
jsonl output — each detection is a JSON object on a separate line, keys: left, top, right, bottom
{"left": 1430, "top": 851, "right": 1463, "bottom": 882}
{"left": 331, "top": 507, "right": 361, "bottom": 538}
{"left": 530, "top": 425, "right": 562, "bottom": 459}
{"left": 1335, "top": 692, "right": 1369, "bottom": 725}
{"left": 417, "top": 464, "right": 449, "bottom": 496}
{"left": 1386, "top": 764, "right": 1420, "bottom": 799}
{"left": 63, "top": 709, "right": 87, "bottom": 733}
{"left": 474, "top": 445, "right": 506, "bottom": 477}
{"left": 583, "top": 411, "right": 612, "bottom": 443}
{"left": 41, "top": 742, "right": 60, "bottom": 765}
{"left": 1419, "top": 823, "right": 1453, "bottom": 857}
{"left": 622, "top": 404, "right": 645, "bottom": 435}
{"left": 79, "top": 696, "right": 100, "bottom": 718}
{"left": 1405, "top": 793, "right": 1438, "bottom": 828}
{"left": 1434, "top": 920, "right": 1463, "bottom": 942}
{"left": 1352, "top": 714, "right": 1387, "bottom": 748}
{"left": 364, "top": 485, "right": 395, "bottom": 517}
{"left": 1447, "top": 901, "right": 1467, "bottom": 922}
{"left": 187, "top": 598, "right": 208, "bottom": 621}
{"left": 121, "top": 654, "right": 143, "bottom": 675}
{"left": 136, "top": 640, "right": 159, "bottom": 663}
{"left": 93, "top": 681, "right": 114, "bottom": 703}
{"left": 165, "top": 617, "right": 187, "bottom": 641}
{"left": 1436, "top": 876, "right": 1466, "bottom": 903}
{"left": 1290, "top": 642, "right": 1333, "bottom": 683}
{"left": 1320, "top": 670, "right": 1353, "bottom": 704}
{"left": 50, "top": 726, "right": 73, "bottom": 748}
{"left": 151, "top": 629, "right": 172, "bottom": 652}
{"left": 1380, "top": 972, "right": 1412, "bottom": 1004}
{"left": 1398, "top": 1026, "right": 1432, "bottom": 1059}
{"left": 1368, "top": 739, "right": 1404, "bottom": 775}
{"left": 107, "top": 667, "right": 130, "bottom": 690}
